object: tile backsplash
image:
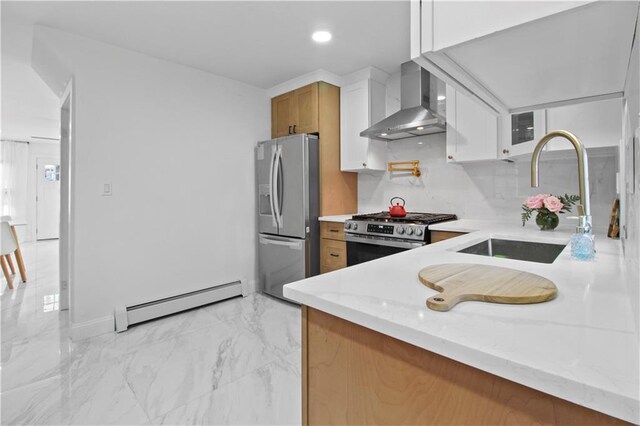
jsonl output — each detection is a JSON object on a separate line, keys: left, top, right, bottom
{"left": 358, "top": 133, "right": 617, "bottom": 235}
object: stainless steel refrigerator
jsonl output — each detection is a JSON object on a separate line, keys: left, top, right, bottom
{"left": 256, "top": 134, "right": 319, "bottom": 301}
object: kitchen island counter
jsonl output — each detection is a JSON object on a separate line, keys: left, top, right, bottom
{"left": 284, "top": 221, "right": 639, "bottom": 423}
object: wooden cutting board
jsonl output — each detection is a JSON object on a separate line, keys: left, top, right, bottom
{"left": 418, "top": 263, "right": 557, "bottom": 311}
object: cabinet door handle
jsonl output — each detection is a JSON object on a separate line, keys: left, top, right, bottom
{"left": 502, "top": 149, "right": 510, "bottom": 154}
{"left": 329, "top": 229, "right": 339, "bottom": 233}
{"left": 288, "top": 125, "right": 292, "bottom": 135}
{"left": 330, "top": 253, "right": 340, "bottom": 257}
{"left": 292, "top": 124, "right": 297, "bottom": 134}
{"left": 447, "top": 155, "right": 453, "bottom": 160}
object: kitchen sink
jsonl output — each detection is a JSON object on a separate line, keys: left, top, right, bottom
{"left": 457, "top": 238, "right": 566, "bottom": 264}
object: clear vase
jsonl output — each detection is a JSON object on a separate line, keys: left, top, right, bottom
{"left": 535, "top": 212, "right": 559, "bottom": 231}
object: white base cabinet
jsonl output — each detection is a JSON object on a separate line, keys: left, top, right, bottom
{"left": 340, "top": 79, "right": 387, "bottom": 172}
{"left": 446, "top": 85, "right": 499, "bottom": 163}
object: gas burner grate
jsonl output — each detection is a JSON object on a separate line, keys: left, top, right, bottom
{"left": 351, "top": 212, "right": 457, "bottom": 224}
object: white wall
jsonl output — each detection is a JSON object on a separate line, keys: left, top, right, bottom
{"left": 358, "top": 135, "right": 617, "bottom": 234}
{"left": 32, "top": 27, "right": 270, "bottom": 335}
{"left": 621, "top": 12, "right": 640, "bottom": 332}
{"left": 1, "top": 23, "right": 60, "bottom": 140}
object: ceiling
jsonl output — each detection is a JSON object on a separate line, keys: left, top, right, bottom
{"left": 1, "top": 1, "right": 410, "bottom": 89}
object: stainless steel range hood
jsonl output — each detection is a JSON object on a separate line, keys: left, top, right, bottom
{"left": 361, "top": 61, "right": 446, "bottom": 141}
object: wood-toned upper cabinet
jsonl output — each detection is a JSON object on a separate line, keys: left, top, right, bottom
{"left": 271, "top": 93, "right": 295, "bottom": 138}
{"left": 271, "top": 83, "right": 319, "bottom": 138}
{"left": 293, "top": 84, "right": 318, "bottom": 134}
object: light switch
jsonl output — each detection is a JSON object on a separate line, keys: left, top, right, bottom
{"left": 102, "top": 183, "right": 112, "bottom": 196}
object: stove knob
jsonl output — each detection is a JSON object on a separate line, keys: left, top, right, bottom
{"left": 352, "top": 223, "right": 358, "bottom": 230}
{"left": 406, "top": 227, "right": 414, "bottom": 236}
{"left": 415, "top": 228, "right": 423, "bottom": 237}
{"left": 344, "top": 222, "right": 351, "bottom": 230}
{"left": 396, "top": 226, "right": 405, "bottom": 234}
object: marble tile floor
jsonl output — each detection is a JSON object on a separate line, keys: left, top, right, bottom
{"left": 1, "top": 240, "right": 302, "bottom": 425}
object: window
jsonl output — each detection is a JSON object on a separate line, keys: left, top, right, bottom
{"left": 44, "top": 165, "right": 60, "bottom": 182}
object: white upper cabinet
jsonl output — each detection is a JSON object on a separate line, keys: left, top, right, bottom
{"left": 545, "top": 97, "right": 622, "bottom": 151}
{"left": 340, "top": 79, "right": 387, "bottom": 172}
{"left": 430, "top": 1, "right": 592, "bottom": 51}
{"left": 498, "top": 97, "right": 622, "bottom": 160}
{"left": 411, "top": 0, "right": 638, "bottom": 114}
{"left": 445, "top": 85, "right": 499, "bottom": 163}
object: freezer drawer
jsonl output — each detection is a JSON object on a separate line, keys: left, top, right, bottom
{"left": 258, "top": 234, "right": 307, "bottom": 301}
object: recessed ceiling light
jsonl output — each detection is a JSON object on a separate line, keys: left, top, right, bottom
{"left": 381, "top": 133, "right": 388, "bottom": 136}
{"left": 312, "top": 31, "right": 332, "bottom": 43}
{"left": 416, "top": 126, "right": 424, "bottom": 130}
{"left": 437, "top": 95, "right": 446, "bottom": 101}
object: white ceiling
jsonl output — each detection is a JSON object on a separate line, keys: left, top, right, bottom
{"left": 2, "top": 1, "right": 410, "bottom": 89}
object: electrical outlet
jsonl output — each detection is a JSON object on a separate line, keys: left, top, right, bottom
{"left": 102, "top": 183, "right": 112, "bottom": 196}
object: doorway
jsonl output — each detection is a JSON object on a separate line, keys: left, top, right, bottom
{"left": 36, "top": 157, "right": 61, "bottom": 240}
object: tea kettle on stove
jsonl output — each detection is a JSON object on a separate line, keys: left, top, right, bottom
{"left": 389, "top": 197, "right": 407, "bottom": 217}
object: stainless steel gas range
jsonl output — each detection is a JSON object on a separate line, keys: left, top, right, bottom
{"left": 344, "top": 212, "right": 457, "bottom": 266}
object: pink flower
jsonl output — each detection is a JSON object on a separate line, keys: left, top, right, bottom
{"left": 543, "top": 195, "right": 564, "bottom": 213}
{"left": 525, "top": 194, "right": 548, "bottom": 209}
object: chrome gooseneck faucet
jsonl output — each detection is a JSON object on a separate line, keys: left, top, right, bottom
{"left": 531, "top": 130, "right": 592, "bottom": 234}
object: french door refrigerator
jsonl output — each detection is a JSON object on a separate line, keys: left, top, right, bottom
{"left": 256, "top": 134, "right": 319, "bottom": 301}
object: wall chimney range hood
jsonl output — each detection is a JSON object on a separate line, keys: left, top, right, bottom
{"left": 361, "top": 61, "right": 446, "bottom": 142}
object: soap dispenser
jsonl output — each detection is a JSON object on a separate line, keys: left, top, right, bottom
{"left": 571, "top": 219, "right": 595, "bottom": 261}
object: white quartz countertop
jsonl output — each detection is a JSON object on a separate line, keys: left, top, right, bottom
{"left": 318, "top": 215, "right": 352, "bottom": 223}
{"left": 429, "top": 218, "right": 577, "bottom": 234}
{"left": 284, "top": 220, "right": 640, "bottom": 423}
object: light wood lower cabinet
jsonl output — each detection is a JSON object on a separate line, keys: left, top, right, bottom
{"left": 320, "top": 222, "right": 347, "bottom": 274}
{"left": 320, "top": 239, "right": 346, "bottom": 274}
{"left": 302, "top": 307, "right": 625, "bottom": 425}
{"left": 431, "top": 230, "right": 467, "bottom": 243}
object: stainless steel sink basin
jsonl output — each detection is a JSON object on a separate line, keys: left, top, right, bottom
{"left": 457, "top": 238, "right": 566, "bottom": 264}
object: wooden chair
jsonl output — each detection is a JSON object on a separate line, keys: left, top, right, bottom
{"left": 1, "top": 217, "right": 27, "bottom": 289}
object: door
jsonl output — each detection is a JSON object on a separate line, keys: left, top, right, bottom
{"left": 456, "top": 93, "right": 499, "bottom": 162}
{"left": 272, "top": 93, "right": 294, "bottom": 138}
{"left": 256, "top": 139, "right": 279, "bottom": 235}
{"left": 277, "top": 135, "right": 308, "bottom": 239}
{"left": 340, "top": 80, "right": 369, "bottom": 170}
{"left": 258, "top": 234, "right": 307, "bottom": 300}
{"left": 292, "top": 83, "right": 318, "bottom": 134}
{"left": 36, "top": 157, "right": 61, "bottom": 240}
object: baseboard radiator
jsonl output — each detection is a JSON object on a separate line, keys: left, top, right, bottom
{"left": 114, "top": 280, "right": 244, "bottom": 332}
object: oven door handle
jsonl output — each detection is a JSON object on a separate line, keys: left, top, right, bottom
{"left": 345, "top": 234, "right": 425, "bottom": 249}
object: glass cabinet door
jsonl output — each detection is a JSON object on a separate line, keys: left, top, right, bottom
{"left": 501, "top": 110, "right": 546, "bottom": 158}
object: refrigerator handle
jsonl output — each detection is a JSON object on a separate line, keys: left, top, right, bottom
{"left": 268, "top": 145, "right": 278, "bottom": 228}
{"left": 259, "top": 235, "right": 302, "bottom": 249}
{"left": 273, "top": 145, "right": 283, "bottom": 229}
{"left": 277, "top": 146, "right": 284, "bottom": 226}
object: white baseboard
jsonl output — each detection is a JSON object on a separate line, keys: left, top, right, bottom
{"left": 70, "top": 315, "right": 114, "bottom": 341}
